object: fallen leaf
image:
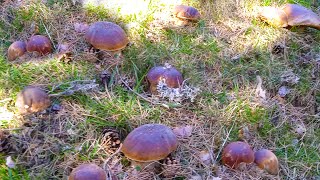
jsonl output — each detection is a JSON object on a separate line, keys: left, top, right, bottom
{"left": 295, "top": 124, "right": 306, "bottom": 136}
{"left": 280, "top": 70, "right": 300, "bottom": 85}
{"left": 198, "top": 150, "right": 214, "bottom": 166}
{"left": 255, "top": 76, "right": 266, "bottom": 100}
{"left": 173, "top": 125, "right": 193, "bottom": 138}
{"left": 189, "top": 175, "right": 202, "bottom": 180}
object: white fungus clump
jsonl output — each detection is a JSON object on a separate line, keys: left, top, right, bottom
{"left": 156, "top": 79, "right": 200, "bottom": 102}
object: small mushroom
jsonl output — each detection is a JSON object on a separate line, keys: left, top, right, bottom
{"left": 254, "top": 149, "right": 279, "bottom": 175}
{"left": 85, "top": 21, "right": 129, "bottom": 53}
{"left": 7, "top": 41, "right": 27, "bottom": 61}
{"left": 68, "top": 163, "right": 107, "bottom": 180}
{"left": 121, "top": 124, "right": 178, "bottom": 168}
{"left": 26, "top": 35, "right": 53, "bottom": 55}
{"left": 15, "top": 86, "right": 51, "bottom": 115}
{"left": 146, "top": 63, "right": 183, "bottom": 94}
{"left": 173, "top": 5, "right": 200, "bottom": 25}
{"left": 222, "top": 141, "right": 254, "bottom": 169}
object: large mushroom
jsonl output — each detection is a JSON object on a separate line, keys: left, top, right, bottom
{"left": 121, "top": 124, "right": 178, "bottom": 168}
{"left": 173, "top": 5, "right": 200, "bottom": 26}
{"left": 222, "top": 141, "right": 254, "bottom": 169}
{"left": 7, "top": 41, "right": 27, "bottom": 61}
{"left": 15, "top": 86, "right": 51, "bottom": 115}
{"left": 68, "top": 163, "right": 107, "bottom": 180}
{"left": 26, "top": 35, "right": 53, "bottom": 55}
{"left": 258, "top": 4, "right": 320, "bottom": 30}
{"left": 85, "top": 21, "right": 129, "bottom": 55}
{"left": 254, "top": 149, "right": 279, "bottom": 175}
{"left": 146, "top": 63, "right": 183, "bottom": 94}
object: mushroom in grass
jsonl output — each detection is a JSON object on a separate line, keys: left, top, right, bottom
{"left": 222, "top": 141, "right": 254, "bottom": 169}
{"left": 254, "top": 149, "right": 279, "bottom": 175}
{"left": 7, "top": 41, "right": 27, "bottom": 61}
{"left": 146, "top": 63, "right": 183, "bottom": 94}
{"left": 258, "top": 4, "right": 320, "bottom": 30}
{"left": 173, "top": 5, "right": 200, "bottom": 25}
{"left": 85, "top": 21, "right": 129, "bottom": 55}
{"left": 121, "top": 124, "right": 178, "bottom": 169}
{"left": 69, "top": 163, "right": 107, "bottom": 180}
{"left": 26, "top": 35, "right": 53, "bottom": 55}
{"left": 15, "top": 86, "right": 51, "bottom": 115}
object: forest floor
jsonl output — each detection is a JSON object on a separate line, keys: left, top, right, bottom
{"left": 0, "top": 0, "right": 319, "bottom": 179}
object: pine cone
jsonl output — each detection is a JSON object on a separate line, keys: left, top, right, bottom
{"left": 101, "top": 128, "right": 122, "bottom": 153}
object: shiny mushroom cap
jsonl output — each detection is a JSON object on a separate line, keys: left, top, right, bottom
{"left": 26, "top": 35, "right": 53, "bottom": 55}
{"left": 68, "top": 163, "right": 107, "bottom": 180}
{"left": 7, "top": 41, "right": 27, "bottom": 61}
{"left": 146, "top": 63, "right": 183, "bottom": 94}
{"left": 282, "top": 4, "right": 320, "bottom": 30}
{"left": 15, "top": 86, "right": 51, "bottom": 115}
{"left": 222, "top": 141, "right": 254, "bottom": 169}
{"left": 85, "top": 21, "right": 129, "bottom": 51}
{"left": 121, "top": 124, "right": 178, "bottom": 162}
{"left": 254, "top": 149, "right": 279, "bottom": 175}
{"left": 173, "top": 5, "right": 200, "bottom": 21}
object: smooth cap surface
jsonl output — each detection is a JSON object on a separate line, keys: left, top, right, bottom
{"left": 222, "top": 141, "right": 254, "bottom": 169}
{"left": 7, "top": 41, "right": 27, "bottom": 61}
{"left": 121, "top": 124, "right": 178, "bottom": 162}
{"left": 15, "top": 86, "right": 51, "bottom": 115}
{"left": 26, "top": 35, "right": 52, "bottom": 55}
{"left": 173, "top": 5, "right": 200, "bottom": 20}
{"left": 282, "top": 4, "right": 320, "bottom": 30}
{"left": 68, "top": 163, "right": 107, "bottom": 180}
{"left": 254, "top": 149, "right": 279, "bottom": 175}
{"left": 85, "top": 21, "right": 129, "bottom": 51}
{"left": 258, "top": 6, "right": 288, "bottom": 27}
{"left": 147, "top": 64, "right": 183, "bottom": 94}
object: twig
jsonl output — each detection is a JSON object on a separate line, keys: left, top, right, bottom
{"left": 215, "top": 121, "right": 235, "bottom": 162}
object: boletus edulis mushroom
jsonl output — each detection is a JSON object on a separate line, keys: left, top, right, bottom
{"left": 173, "top": 5, "right": 200, "bottom": 25}
{"left": 68, "top": 163, "right": 107, "bottom": 180}
{"left": 121, "top": 124, "right": 178, "bottom": 168}
{"left": 7, "top": 41, "right": 27, "bottom": 61}
{"left": 15, "top": 86, "right": 51, "bottom": 115}
{"left": 146, "top": 63, "right": 183, "bottom": 94}
{"left": 222, "top": 141, "right": 254, "bottom": 169}
{"left": 26, "top": 35, "right": 53, "bottom": 55}
{"left": 85, "top": 21, "right": 129, "bottom": 52}
{"left": 258, "top": 4, "right": 320, "bottom": 30}
{"left": 254, "top": 149, "right": 279, "bottom": 175}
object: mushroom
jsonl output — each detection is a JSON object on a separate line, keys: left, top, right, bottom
{"left": 68, "top": 163, "right": 107, "bottom": 180}
{"left": 26, "top": 35, "right": 53, "bottom": 55}
{"left": 7, "top": 41, "right": 27, "bottom": 61}
{"left": 173, "top": 5, "right": 200, "bottom": 25}
{"left": 146, "top": 63, "right": 183, "bottom": 94}
{"left": 85, "top": 21, "right": 129, "bottom": 55}
{"left": 254, "top": 149, "right": 279, "bottom": 175}
{"left": 222, "top": 141, "right": 254, "bottom": 169}
{"left": 15, "top": 86, "right": 51, "bottom": 115}
{"left": 121, "top": 124, "right": 178, "bottom": 169}
{"left": 258, "top": 4, "right": 320, "bottom": 30}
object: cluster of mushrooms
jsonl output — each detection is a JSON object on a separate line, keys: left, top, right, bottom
{"left": 6, "top": 3, "right": 320, "bottom": 179}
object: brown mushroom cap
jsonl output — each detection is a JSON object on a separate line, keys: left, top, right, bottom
{"left": 254, "top": 149, "right": 279, "bottom": 175}
{"left": 15, "top": 86, "right": 51, "bottom": 115}
{"left": 68, "top": 163, "right": 107, "bottom": 180}
{"left": 26, "top": 35, "right": 52, "bottom": 55}
{"left": 121, "top": 124, "right": 178, "bottom": 162}
{"left": 282, "top": 4, "right": 320, "bottom": 30}
{"left": 85, "top": 21, "right": 129, "bottom": 51}
{"left": 173, "top": 5, "right": 200, "bottom": 21}
{"left": 222, "top": 141, "right": 254, "bottom": 169}
{"left": 146, "top": 63, "right": 183, "bottom": 94}
{"left": 258, "top": 6, "right": 288, "bottom": 27}
{"left": 7, "top": 41, "right": 27, "bottom": 61}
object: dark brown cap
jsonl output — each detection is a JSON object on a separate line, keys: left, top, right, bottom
{"left": 85, "top": 21, "right": 129, "bottom": 51}
{"left": 121, "top": 124, "right": 178, "bottom": 162}
{"left": 26, "top": 35, "right": 52, "bottom": 55}
{"left": 222, "top": 141, "right": 254, "bottom": 169}
{"left": 173, "top": 5, "right": 200, "bottom": 21}
{"left": 254, "top": 149, "right": 279, "bottom": 175}
{"left": 68, "top": 163, "right": 107, "bottom": 180}
{"left": 7, "top": 41, "right": 27, "bottom": 61}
